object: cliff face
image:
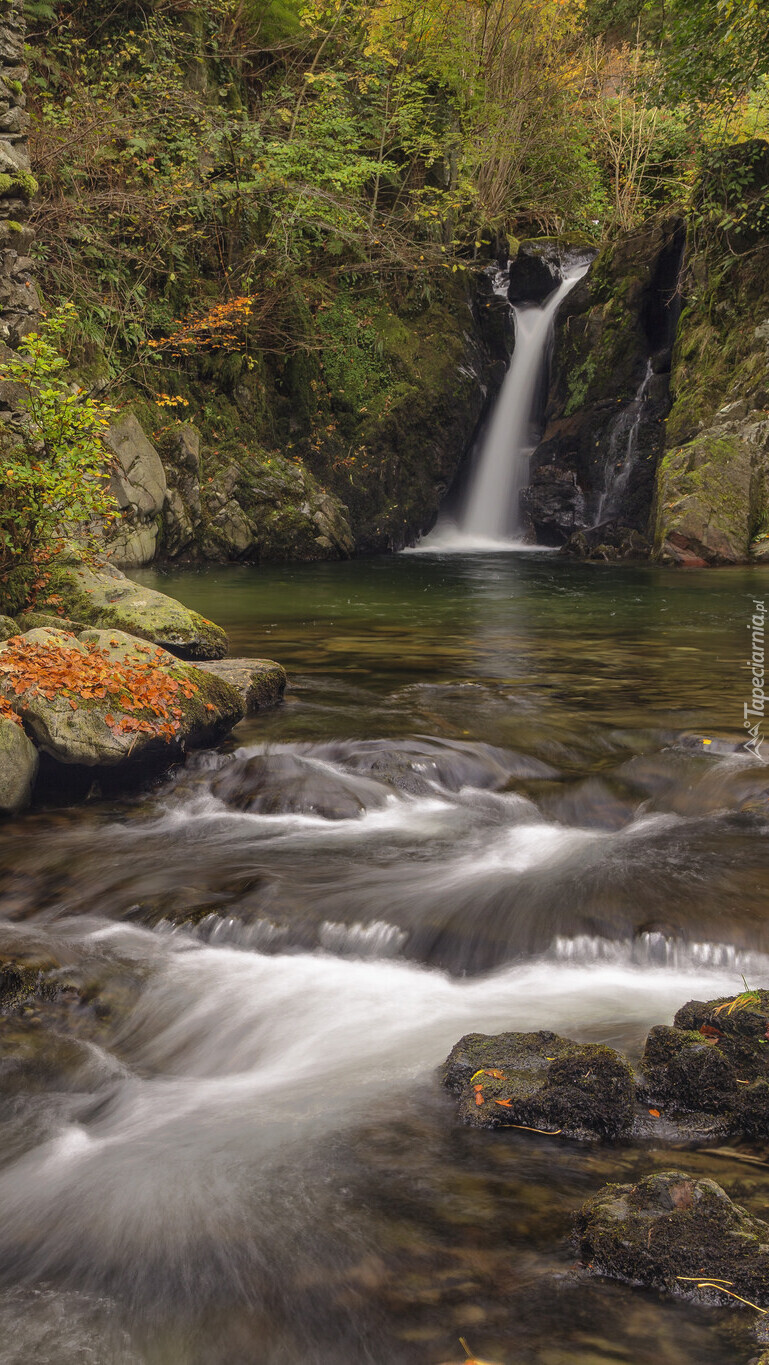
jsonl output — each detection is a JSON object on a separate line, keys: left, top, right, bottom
{"left": 519, "top": 142, "right": 769, "bottom": 567}
{"left": 0, "top": 0, "right": 39, "bottom": 350}
{"left": 653, "top": 141, "right": 769, "bottom": 566}
{"left": 520, "top": 213, "right": 684, "bottom": 557}
{"left": 101, "top": 272, "right": 510, "bottom": 567}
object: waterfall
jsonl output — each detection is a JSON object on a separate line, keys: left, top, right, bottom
{"left": 593, "top": 358, "right": 654, "bottom": 527}
{"left": 415, "top": 262, "right": 589, "bottom": 552}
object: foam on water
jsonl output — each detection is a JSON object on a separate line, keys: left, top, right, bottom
{"left": 0, "top": 915, "right": 758, "bottom": 1296}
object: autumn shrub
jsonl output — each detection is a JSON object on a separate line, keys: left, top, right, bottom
{"left": 0, "top": 306, "right": 119, "bottom": 602}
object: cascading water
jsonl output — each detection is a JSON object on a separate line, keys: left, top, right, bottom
{"left": 593, "top": 357, "right": 654, "bottom": 527}
{"left": 416, "top": 262, "right": 589, "bottom": 552}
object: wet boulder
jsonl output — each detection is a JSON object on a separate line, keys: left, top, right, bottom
{"left": 0, "top": 627, "right": 248, "bottom": 772}
{"left": 305, "top": 737, "right": 555, "bottom": 796}
{"left": 194, "top": 658, "right": 286, "bottom": 713}
{"left": 507, "top": 241, "right": 563, "bottom": 304}
{"left": 577, "top": 1170, "right": 769, "bottom": 1306}
{"left": 441, "top": 1030, "right": 635, "bottom": 1139}
{"left": 211, "top": 751, "right": 391, "bottom": 819}
{"left": 0, "top": 713, "right": 38, "bottom": 815}
{"left": 639, "top": 990, "right": 769, "bottom": 1137}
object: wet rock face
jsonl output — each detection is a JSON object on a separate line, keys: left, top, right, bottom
{"left": 520, "top": 466, "right": 585, "bottom": 545}
{"left": 577, "top": 1170, "right": 769, "bottom": 1305}
{"left": 639, "top": 991, "right": 769, "bottom": 1137}
{"left": 441, "top": 1030, "right": 635, "bottom": 1140}
{"left": 521, "top": 214, "right": 684, "bottom": 547}
{"left": 508, "top": 241, "right": 563, "bottom": 305}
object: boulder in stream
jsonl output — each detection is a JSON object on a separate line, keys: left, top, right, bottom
{"left": 639, "top": 990, "right": 769, "bottom": 1137}
{"left": 441, "top": 1030, "right": 635, "bottom": 1139}
{"left": 39, "top": 557, "right": 228, "bottom": 660}
{"left": 507, "top": 241, "right": 563, "bottom": 304}
{"left": 0, "top": 626, "right": 249, "bottom": 772}
{"left": 0, "top": 713, "right": 38, "bottom": 815}
{"left": 194, "top": 658, "right": 287, "bottom": 713}
{"left": 577, "top": 1170, "right": 769, "bottom": 1306}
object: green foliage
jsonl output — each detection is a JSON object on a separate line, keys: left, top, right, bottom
{"left": 0, "top": 307, "right": 119, "bottom": 584}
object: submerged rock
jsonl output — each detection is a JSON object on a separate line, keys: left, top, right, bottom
{"left": 639, "top": 990, "right": 769, "bottom": 1137}
{"left": 577, "top": 1170, "right": 769, "bottom": 1306}
{"left": 441, "top": 1030, "right": 635, "bottom": 1140}
{"left": 40, "top": 558, "right": 227, "bottom": 660}
{"left": 211, "top": 751, "right": 390, "bottom": 819}
{"left": 0, "top": 714, "right": 37, "bottom": 815}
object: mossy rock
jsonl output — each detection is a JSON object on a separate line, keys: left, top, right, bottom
{"left": 442, "top": 1029, "right": 635, "bottom": 1139}
{"left": 577, "top": 1170, "right": 769, "bottom": 1305}
{"left": 0, "top": 627, "right": 246, "bottom": 771}
{"left": 17, "top": 612, "right": 85, "bottom": 634}
{"left": 0, "top": 715, "right": 38, "bottom": 815}
{"left": 0, "top": 616, "right": 19, "bottom": 641}
{"left": 42, "top": 558, "right": 228, "bottom": 660}
{"left": 639, "top": 992, "right": 769, "bottom": 1136}
{"left": 193, "top": 658, "right": 286, "bottom": 712}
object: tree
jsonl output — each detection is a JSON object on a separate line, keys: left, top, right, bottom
{"left": 0, "top": 306, "right": 119, "bottom": 589}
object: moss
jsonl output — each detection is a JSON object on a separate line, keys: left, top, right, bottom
{"left": 564, "top": 354, "right": 596, "bottom": 416}
{"left": 43, "top": 559, "right": 228, "bottom": 660}
{"left": 0, "top": 171, "right": 39, "bottom": 201}
{"left": 578, "top": 1171, "right": 769, "bottom": 1305}
{"left": 442, "top": 1029, "right": 635, "bottom": 1139}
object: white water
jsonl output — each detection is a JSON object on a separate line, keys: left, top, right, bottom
{"left": 415, "top": 263, "right": 589, "bottom": 553}
{"left": 0, "top": 915, "right": 755, "bottom": 1295}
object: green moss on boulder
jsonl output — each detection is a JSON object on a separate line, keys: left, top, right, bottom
{"left": 441, "top": 1029, "right": 635, "bottom": 1139}
{"left": 43, "top": 559, "right": 228, "bottom": 660}
{"left": 578, "top": 1170, "right": 769, "bottom": 1305}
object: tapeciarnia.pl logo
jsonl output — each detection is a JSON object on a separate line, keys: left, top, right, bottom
{"left": 744, "top": 598, "right": 767, "bottom": 762}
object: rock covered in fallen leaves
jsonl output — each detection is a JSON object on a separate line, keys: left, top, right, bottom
{"left": 441, "top": 1030, "right": 635, "bottom": 1139}
{"left": 639, "top": 991, "right": 769, "bottom": 1137}
{"left": 577, "top": 1169, "right": 769, "bottom": 1307}
{"left": 40, "top": 557, "right": 228, "bottom": 660}
{"left": 0, "top": 714, "right": 38, "bottom": 815}
{"left": 0, "top": 626, "right": 249, "bottom": 772}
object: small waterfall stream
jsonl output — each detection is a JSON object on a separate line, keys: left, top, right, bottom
{"left": 593, "top": 357, "right": 654, "bottom": 527}
{"left": 417, "top": 262, "right": 589, "bottom": 552}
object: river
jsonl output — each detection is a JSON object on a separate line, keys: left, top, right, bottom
{"left": 0, "top": 550, "right": 767, "bottom": 1364}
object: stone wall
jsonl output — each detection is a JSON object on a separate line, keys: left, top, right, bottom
{"left": 0, "top": 0, "right": 39, "bottom": 348}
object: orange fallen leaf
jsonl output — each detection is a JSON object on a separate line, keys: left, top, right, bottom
{"left": 648, "top": 1109, "right": 661, "bottom": 1117}
{"left": 494, "top": 1099, "right": 514, "bottom": 1108}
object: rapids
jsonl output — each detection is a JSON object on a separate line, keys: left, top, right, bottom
{"left": 0, "top": 551, "right": 767, "bottom": 1364}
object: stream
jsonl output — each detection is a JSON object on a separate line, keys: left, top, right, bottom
{"left": 1, "top": 551, "right": 769, "bottom": 1363}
